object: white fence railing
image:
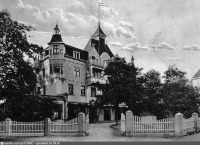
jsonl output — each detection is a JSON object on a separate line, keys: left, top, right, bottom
{"left": 11, "top": 121, "right": 44, "bottom": 136}
{"left": 50, "top": 118, "right": 78, "bottom": 134}
{"left": 198, "top": 117, "right": 200, "bottom": 130}
{"left": 0, "top": 112, "right": 89, "bottom": 136}
{"left": 0, "top": 121, "right": 6, "bottom": 134}
{"left": 183, "top": 117, "right": 195, "bottom": 131}
{"left": 132, "top": 115, "right": 174, "bottom": 133}
{"left": 124, "top": 111, "right": 200, "bottom": 137}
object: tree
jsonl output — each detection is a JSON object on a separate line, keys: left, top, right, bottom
{"left": 0, "top": 10, "right": 37, "bottom": 99}
{"left": 124, "top": 56, "right": 143, "bottom": 115}
{"left": 141, "top": 69, "right": 164, "bottom": 118}
{"left": 0, "top": 10, "right": 59, "bottom": 121}
{"left": 161, "top": 66, "right": 200, "bottom": 118}
{"left": 92, "top": 55, "right": 130, "bottom": 124}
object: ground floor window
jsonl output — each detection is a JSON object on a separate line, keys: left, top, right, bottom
{"left": 68, "top": 84, "right": 74, "bottom": 95}
{"left": 81, "top": 86, "right": 85, "bottom": 96}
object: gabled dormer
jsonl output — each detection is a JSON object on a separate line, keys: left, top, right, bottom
{"left": 84, "top": 22, "right": 113, "bottom": 61}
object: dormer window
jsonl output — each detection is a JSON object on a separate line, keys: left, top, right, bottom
{"left": 73, "top": 51, "right": 80, "bottom": 59}
{"left": 53, "top": 45, "right": 59, "bottom": 55}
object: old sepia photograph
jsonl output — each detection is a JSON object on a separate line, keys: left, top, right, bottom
{"left": 0, "top": 0, "right": 200, "bottom": 143}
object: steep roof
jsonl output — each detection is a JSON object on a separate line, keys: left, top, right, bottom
{"left": 49, "top": 34, "right": 63, "bottom": 43}
{"left": 192, "top": 68, "right": 200, "bottom": 79}
{"left": 64, "top": 44, "right": 88, "bottom": 61}
{"left": 92, "top": 23, "right": 106, "bottom": 38}
{"left": 91, "top": 38, "right": 113, "bottom": 58}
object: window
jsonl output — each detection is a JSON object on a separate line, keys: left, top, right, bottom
{"left": 61, "top": 64, "right": 63, "bottom": 74}
{"left": 43, "top": 68, "right": 45, "bottom": 78}
{"left": 91, "top": 56, "right": 95, "bottom": 60}
{"left": 60, "top": 49, "right": 63, "bottom": 54}
{"left": 74, "top": 67, "right": 80, "bottom": 77}
{"left": 68, "top": 84, "right": 73, "bottom": 95}
{"left": 50, "top": 64, "right": 53, "bottom": 74}
{"left": 81, "top": 86, "right": 85, "bottom": 96}
{"left": 54, "top": 65, "right": 60, "bottom": 73}
{"left": 73, "top": 51, "right": 80, "bottom": 59}
{"left": 91, "top": 87, "right": 96, "bottom": 97}
{"left": 50, "top": 49, "right": 52, "bottom": 55}
{"left": 53, "top": 45, "right": 59, "bottom": 54}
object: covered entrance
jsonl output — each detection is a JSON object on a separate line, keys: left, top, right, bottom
{"left": 104, "top": 109, "right": 111, "bottom": 121}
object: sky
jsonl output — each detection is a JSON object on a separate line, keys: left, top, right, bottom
{"left": 1, "top": 0, "right": 200, "bottom": 79}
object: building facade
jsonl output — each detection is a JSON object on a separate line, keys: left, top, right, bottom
{"left": 33, "top": 23, "right": 115, "bottom": 121}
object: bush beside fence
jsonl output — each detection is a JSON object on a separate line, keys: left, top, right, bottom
{"left": 121, "top": 110, "right": 200, "bottom": 137}
{"left": 0, "top": 112, "right": 89, "bottom": 137}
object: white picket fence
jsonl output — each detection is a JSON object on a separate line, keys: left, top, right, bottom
{"left": 132, "top": 115, "right": 174, "bottom": 133}
{"left": 50, "top": 118, "right": 78, "bottom": 134}
{"left": 183, "top": 117, "right": 195, "bottom": 132}
{"left": 0, "top": 121, "right": 6, "bottom": 134}
{"left": 123, "top": 111, "right": 200, "bottom": 137}
{"left": 0, "top": 113, "right": 89, "bottom": 136}
{"left": 11, "top": 121, "right": 44, "bottom": 136}
{"left": 198, "top": 117, "right": 200, "bottom": 129}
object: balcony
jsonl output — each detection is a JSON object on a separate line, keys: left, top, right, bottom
{"left": 49, "top": 54, "right": 64, "bottom": 60}
{"left": 86, "top": 59, "right": 105, "bottom": 68}
{"left": 86, "top": 76, "right": 107, "bottom": 85}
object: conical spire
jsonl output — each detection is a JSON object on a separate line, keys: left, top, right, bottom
{"left": 92, "top": 22, "right": 106, "bottom": 38}
{"left": 49, "top": 24, "right": 63, "bottom": 44}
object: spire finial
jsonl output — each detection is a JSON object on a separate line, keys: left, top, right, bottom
{"left": 54, "top": 24, "right": 59, "bottom": 30}
{"left": 131, "top": 56, "right": 134, "bottom": 63}
{"left": 54, "top": 24, "right": 60, "bottom": 34}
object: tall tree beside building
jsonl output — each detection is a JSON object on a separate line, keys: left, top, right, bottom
{"left": 0, "top": 10, "right": 59, "bottom": 121}
{"left": 125, "top": 56, "right": 143, "bottom": 115}
{"left": 140, "top": 69, "right": 164, "bottom": 118}
{"left": 101, "top": 55, "right": 130, "bottom": 124}
{"left": 161, "top": 66, "right": 200, "bottom": 118}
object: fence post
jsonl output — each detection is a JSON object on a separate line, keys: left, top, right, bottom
{"left": 78, "top": 112, "right": 85, "bottom": 136}
{"left": 174, "top": 112, "right": 184, "bottom": 137}
{"left": 44, "top": 118, "right": 51, "bottom": 136}
{"left": 192, "top": 112, "right": 198, "bottom": 133}
{"left": 5, "top": 118, "right": 11, "bottom": 136}
{"left": 125, "top": 110, "right": 133, "bottom": 137}
{"left": 120, "top": 113, "right": 125, "bottom": 135}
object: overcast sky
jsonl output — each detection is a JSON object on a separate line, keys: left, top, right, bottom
{"left": 1, "top": 0, "right": 200, "bottom": 79}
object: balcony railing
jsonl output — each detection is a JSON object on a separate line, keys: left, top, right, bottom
{"left": 49, "top": 54, "right": 64, "bottom": 59}
{"left": 86, "top": 59, "right": 105, "bottom": 68}
{"left": 86, "top": 76, "right": 107, "bottom": 85}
